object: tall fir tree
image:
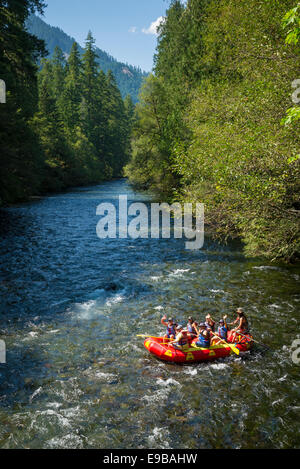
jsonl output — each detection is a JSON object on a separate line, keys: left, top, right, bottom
{"left": 106, "top": 70, "right": 128, "bottom": 176}
{"left": 81, "top": 31, "right": 99, "bottom": 142}
{"left": 51, "top": 46, "right": 67, "bottom": 102}
{"left": 61, "top": 42, "right": 82, "bottom": 138}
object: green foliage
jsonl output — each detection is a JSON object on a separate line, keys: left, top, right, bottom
{"left": 282, "top": 4, "right": 300, "bottom": 126}
{"left": 282, "top": 3, "right": 300, "bottom": 44}
{"left": 174, "top": 77, "right": 299, "bottom": 261}
{"left": 126, "top": 0, "right": 300, "bottom": 261}
{"left": 124, "top": 74, "right": 179, "bottom": 196}
{"left": 282, "top": 105, "right": 300, "bottom": 124}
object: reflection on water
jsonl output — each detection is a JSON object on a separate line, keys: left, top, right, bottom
{"left": 0, "top": 179, "right": 299, "bottom": 449}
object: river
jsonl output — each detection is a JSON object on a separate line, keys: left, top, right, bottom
{"left": 0, "top": 179, "right": 299, "bottom": 449}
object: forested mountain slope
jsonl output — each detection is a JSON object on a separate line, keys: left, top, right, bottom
{"left": 26, "top": 14, "right": 148, "bottom": 102}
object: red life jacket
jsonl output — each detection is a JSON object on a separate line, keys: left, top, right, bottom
{"left": 166, "top": 325, "right": 176, "bottom": 337}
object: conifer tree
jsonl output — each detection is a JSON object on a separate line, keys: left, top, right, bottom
{"left": 106, "top": 70, "right": 128, "bottom": 176}
{"left": 61, "top": 42, "right": 82, "bottom": 137}
{"left": 52, "top": 46, "right": 67, "bottom": 101}
{"left": 81, "top": 31, "right": 99, "bottom": 141}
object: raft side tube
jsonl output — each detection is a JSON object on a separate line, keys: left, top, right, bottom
{"left": 143, "top": 337, "right": 235, "bottom": 363}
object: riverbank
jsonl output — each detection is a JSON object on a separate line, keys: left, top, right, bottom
{"left": 0, "top": 176, "right": 125, "bottom": 208}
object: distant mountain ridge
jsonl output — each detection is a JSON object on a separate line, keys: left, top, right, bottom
{"left": 26, "top": 14, "right": 148, "bottom": 102}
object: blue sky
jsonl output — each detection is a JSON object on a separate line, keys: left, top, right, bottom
{"left": 40, "top": 0, "right": 171, "bottom": 71}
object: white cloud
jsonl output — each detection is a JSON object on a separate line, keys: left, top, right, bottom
{"left": 142, "top": 16, "right": 165, "bottom": 36}
{"left": 129, "top": 26, "right": 137, "bottom": 33}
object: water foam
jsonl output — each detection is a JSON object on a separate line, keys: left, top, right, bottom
{"left": 147, "top": 426, "right": 171, "bottom": 449}
{"left": 156, "top": 378, "right": 181, "bottom": 387}
{"left": 150, "top": 276, "right": 163, "bottom": 282}
{"left": 169, "top": 269, "right": 190, "bottom": 277}
{"left": 106, "top": 294, "right": 125, "bottom": 306}
{"left": 30, "top": 387, "right": 43, "bottom": 403}
{"left": 210, "top": 363, "right": 229, "bottom": 370}
{"left": 45, "top": 433, "right": 84, "bottom": 449}
{"left": 184, "top": 367, "right": 198, "bottom": 376}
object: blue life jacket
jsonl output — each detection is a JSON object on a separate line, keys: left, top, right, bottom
{"left": 218, "top": 325, "right": 227, "bottom": 340}
{"left": 196, "top": 332, "right": 210, "bottom": 347}
{"left": 187, "top": 323, "right": 196, "bottom": 335}
{"left": 166, "top": 325, "right": 176, "bottom": 338}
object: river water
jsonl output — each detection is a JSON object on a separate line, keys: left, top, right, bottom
{"left": 0, "top": 179, "right": 299, "bottom": 449}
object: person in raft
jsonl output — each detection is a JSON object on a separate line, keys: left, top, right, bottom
{"left": 195, "top": 323, "right": 211, "bottom": 348}
{"left": 169, "top": 324, "right": 189, "bottom": 350}
{"left": 229, "top": 308, "right": 249, "bottom": 342}
{"left": 186, "top": 316, "right": 198, "bottom": 338}
{"left": 204, "top": 314, "right": 215, "bottom": 332}
{"left": 211, "top": 316, "right": 228, "bottom": 345}
{"left": 161, "top": 315, "right": 176, "bottom": 340}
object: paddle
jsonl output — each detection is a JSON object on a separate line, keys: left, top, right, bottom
{"left": 136, "top": 334, "right": 171, "bottom": 341}
{"left": 234, "top": 331, "right": 268, "bottom": 348}
{"left": 211, "top": 332, "right": 240, "bottom": 356}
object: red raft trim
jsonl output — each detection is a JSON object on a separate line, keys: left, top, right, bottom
{"left": 143, "top": 336, "right": 252, "bottom": 363}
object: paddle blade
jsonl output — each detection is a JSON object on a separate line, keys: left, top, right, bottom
{"left": 229, "top": 344, "right": 240, "bottom": 355}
